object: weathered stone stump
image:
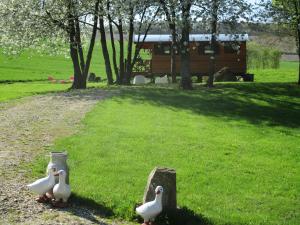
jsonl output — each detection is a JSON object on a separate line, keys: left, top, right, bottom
{"left": 214, "top": 67, "right": 237, "bottom": 82}
{"left": 143, "top": 167, "right": 176, "bottom": 210}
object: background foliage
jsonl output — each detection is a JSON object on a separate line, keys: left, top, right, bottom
{"left": 247, "top": 42, "right": 282, "bottom": 69}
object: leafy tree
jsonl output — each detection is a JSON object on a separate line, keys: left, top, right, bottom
{"left": 103, "top": 0, "right": 160, "bottom": 84}
{"left": 159, "top": 0, "right": 179, "bottom": 84}
{"left": 0, "top": 0, "right": 101, "bottom": 89}
{"left": 159, "top": 0, "right": 251, "bottom": 89}
{"left": 195, "top": 0, "right": 251, "bottom": 87}
{"left": 0, "top": 0, "right": 65, "bottom": 55}
{"left": 159, "top": 0, "right": 194, "bottom": 89}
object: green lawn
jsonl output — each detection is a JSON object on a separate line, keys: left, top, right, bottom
{"left": 250, "top": 61, "right": 299, "bottom": 83}
{"left": 0, "top": 41, "right": 148, "bottom": 82}
{"left": 1, "top": 42, "right": 296, "bottom": 83}
{"left": 0, "top": 44, "right": 111, "bottom": 82}
{"left": 0, "top": 52, "right": 73, "bottom": 81}
{"left": 0, "top": 47, "right": 298, "bottom": 103}
{"left": 0, "top": 82, "right": 107, "bottom": 102}
{"left": 0, "top": 44, "right": 110, "bottom": 102}
{"left": 0, "top": 82, "right": 68, "bottom": 102}
{"left": 30, "top": 83, "right": 300, "bottom": 225}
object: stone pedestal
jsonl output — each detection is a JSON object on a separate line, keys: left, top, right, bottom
{"left": 143, "top": 167, "right": 176, "bottom": 210}
{"left": 46, "top": 151, "right": 69, "bottom": 184}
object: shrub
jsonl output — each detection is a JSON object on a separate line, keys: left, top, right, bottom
{"left": 247, "top": 42, "right": 282, "bottom": 69}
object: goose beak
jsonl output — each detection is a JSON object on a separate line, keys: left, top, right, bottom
{"left": 54, "top": 172, "right": 59, "bottom": 176}
{"left": 156, "top": 190, "right": 161, "bottom": 195}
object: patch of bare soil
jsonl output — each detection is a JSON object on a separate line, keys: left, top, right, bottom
{"left": 0, "top": 89, "right": 131, "bottom": 225}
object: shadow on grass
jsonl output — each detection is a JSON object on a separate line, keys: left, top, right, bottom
{"left": 0, "top": 79, "right": 47, "bottom": 84}
{"left": 135, "top": 206, "right": 247, "bottom": 225}
{"left": 157, "top": 207, "right": 213, "bottom": 225}
{"left": 55, "top": 194, "right": 114, "bottom": 224}
{"left": 117, "top": 82, "right": 300, "bottom": 128}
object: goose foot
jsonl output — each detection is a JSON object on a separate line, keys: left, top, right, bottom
{"left": 142, "top": 222, "right": 151, "bottom": 225}
{"left": 36, "top": 194, "right": 50, "bottom": 203}
{"left": 51, "top": 199, "right": 68, "bottom": 208}
{"left": 45, "top": 190, "right": 54, "bottom": 199}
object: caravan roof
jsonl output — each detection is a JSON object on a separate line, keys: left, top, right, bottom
{"left": 134, "top": 34, "right": 249, "bottom": 43}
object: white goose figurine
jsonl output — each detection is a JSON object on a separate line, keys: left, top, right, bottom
{"left": 136, "top": 186, "right": 163, "bottom": 225}
{"left": 52, "top": 170, "right": 71, "bottom": 207}
{"left": 27, "top": 166, "right": 57, "bottom": 202}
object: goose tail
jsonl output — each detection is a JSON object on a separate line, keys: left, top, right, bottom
{"left": 136, "top": 205, "right": 143, "bottom": 214}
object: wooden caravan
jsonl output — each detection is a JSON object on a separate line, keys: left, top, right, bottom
{"left": 133, "top": 34, "right": 252, "bottom": 80}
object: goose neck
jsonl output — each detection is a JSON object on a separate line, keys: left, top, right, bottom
{"left": 155, "top": 194, "right": 162, "bottom": 203}
{"left": 58, "top": 175, "right": 66, "bottom": 184}
{"left": 49, "top": 174, "right": 55, "bottom": 182}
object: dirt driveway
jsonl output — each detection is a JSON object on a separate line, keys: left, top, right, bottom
{"left": 0, "top": 89, "right": 132, "bottom": 225}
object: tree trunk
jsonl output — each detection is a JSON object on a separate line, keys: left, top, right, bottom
{"left": 180, "top": 38, "right": 192, "bottom": 89}
{"left": 170, "top": 25, "right": 177, "bottom": 83}
{"left": 170, "top": 5, "right": 177, "bottom": 84}
{"left": 75, "top": 17, "right": 85, "bottom": 74}
{"left": 125, "top": 8, "right": 134, "bottom": 85}
{"left": 67, "top": 0, "right": 86, "bottom": 89}
{"left": 107, "top": 2, "right": 120, "bottom": 83}
{"left": 298, "top": 52, "right": 300, "bottom": 85}
{"left": 160, "top": 0, "right": 177, "bottom": 83}
{"left": 118, "top": 21, "right": 125, "bottom": 83}
{"left": 207, "top": 37, "right": 217, "bottom": 88}
{"left": 180, "top": 1, "right": 192, "bottom": 90}
{"left": 83, "top": 0, "right": 99, "bottom": 81}
{"left": 70, "top": 43, "right": 86, "bottom": 89}
{"left": 297, "top": 22, "right": 300, "bottom": 85}
{"left": 99, "top": 14, "right": 114, "bottom": 84}
{"left": 109, "top": 22, "right": 119, "bottom": 83}
{"left": 207, "top": 0, "right": 218, "bottom": 88}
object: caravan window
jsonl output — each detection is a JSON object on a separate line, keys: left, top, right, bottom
{"left": 198, "top": 42, "right": 220, "bottom": 55}
{"left": 154, "top": 44, "right": 171, "bottom": 55}
{"left": 224, "top": 42, "right": 240, "bottom": 54}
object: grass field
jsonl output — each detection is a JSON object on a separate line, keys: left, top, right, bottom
{"left": 0, "top": 42, "right": 151, "bottom": 82}
{"left": 0, "top": 46, "right": 106, "bottom": 82}
{"left": 250, "top": 61, "right": 299, "bottom": 83}
{"left": 0, "top": 45, "right": 110, "bottom": 102}
{"left": 0, "top": 50, "right": 298, "bottom": 102}
{"left": 0, "top": 82, "right": 68, "bottom": 102}
{"left": 29, "top": 83, "right": 300, "bottom": 225}
{"left": 0, "top": 44, "right": 298, "bottom": 83}
{"left": 2, "top": 59, "right": 297, "bottom": 103}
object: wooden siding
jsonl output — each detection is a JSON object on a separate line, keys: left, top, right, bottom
{"left": 136, "top": 42, "right": 247, "bottom": 75}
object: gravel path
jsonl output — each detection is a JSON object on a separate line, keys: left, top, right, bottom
{"left": 0, "top": 89, "right": 132, "bottom": 225}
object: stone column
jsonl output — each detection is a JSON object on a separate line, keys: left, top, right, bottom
{"left": 143, "top": 167, "right": 177, "bottom": 210}
{"left": 46, "top": 152, "right": 69, "bottom": 184}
